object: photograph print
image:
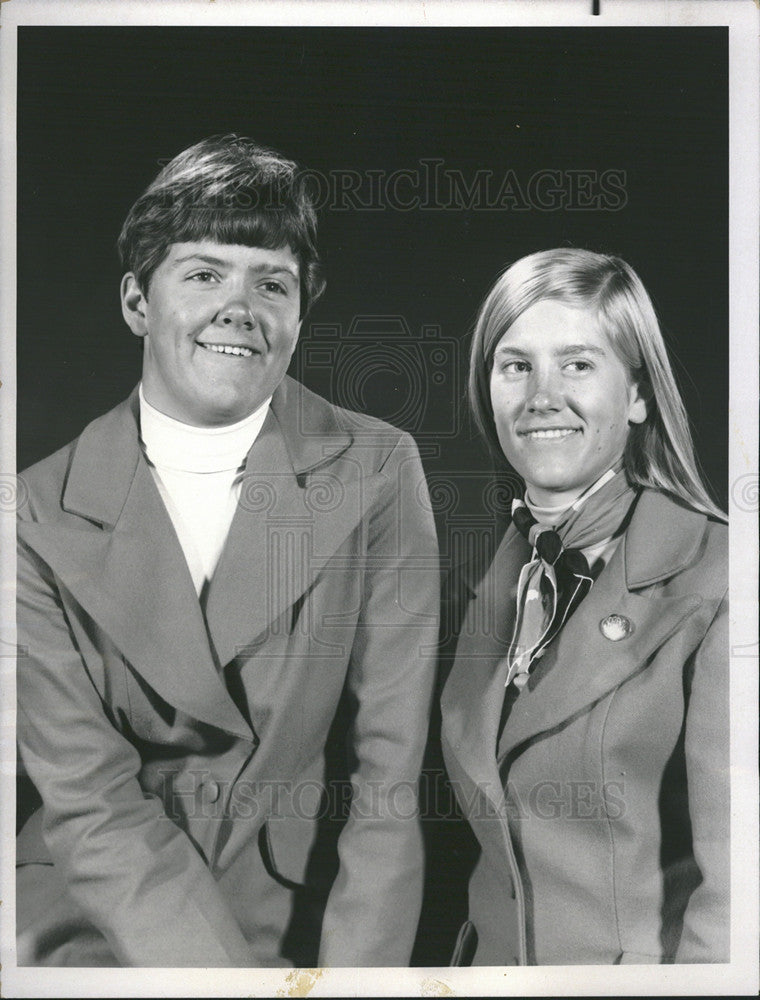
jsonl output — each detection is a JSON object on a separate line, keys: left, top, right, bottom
{"left": 2, "top": 3, "right": 757, "bottom": 996}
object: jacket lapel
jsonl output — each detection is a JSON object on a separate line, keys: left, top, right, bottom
{"left": 497, "top": 491, "right": 708, "bottom": 760}
{"left": 441, "top": 526, "right": 531, "bottom": 814}
{"left": 201, "top": 376, "right": 386, "bottom": 669}
{"left": 18, "top": 391, "right": 253, "bottom": 740}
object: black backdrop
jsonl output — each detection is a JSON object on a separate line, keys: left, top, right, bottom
{"left": 17, "top": 25, "right": 728, "bottom": 964}
{"left": 18, "top": 26, "right": 728, "bottom": 512}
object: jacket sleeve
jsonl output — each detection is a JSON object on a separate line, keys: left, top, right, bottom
{"left": 16, "top": 540, "right": 256, "bottom": 967}
{"left": 676, "top": 592, "right": 730, "bottom": 962}
{"left": 317, "top": 434, "right": 439, "bottom": 966}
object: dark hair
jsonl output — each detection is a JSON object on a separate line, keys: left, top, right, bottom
{"left": 117, "top": 134, "right": 325, "bottom": 317}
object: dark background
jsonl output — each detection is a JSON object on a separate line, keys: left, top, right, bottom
{"left": 17, "top": 26, "right": 728, "bottom": 965}
{"left": 18, "top": 27, "right": 728, "bottom": 515}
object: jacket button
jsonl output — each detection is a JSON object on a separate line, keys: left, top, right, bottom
{"left": 205, "top": 779, "right": 221, "bottom": 803}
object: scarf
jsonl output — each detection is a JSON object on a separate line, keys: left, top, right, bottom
{"left": 505, "top": 468, "right": 638, "bottom": 688}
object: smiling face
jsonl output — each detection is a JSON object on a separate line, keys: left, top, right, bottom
{"left": 489, "top": 298, "right": 647, "bottom": 506}
{"left": 121, "top": 241, "right": 302, "bottom": 426}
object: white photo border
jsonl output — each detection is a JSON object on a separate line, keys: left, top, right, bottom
{"left": 1, "top": 1, "right": 757, "bottom": 996}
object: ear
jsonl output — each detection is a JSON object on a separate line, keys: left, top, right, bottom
{"left": 120, "top": 273, "right": 149, "bottom": 338}
{"left": 627, "top": 379, "right": 649, "bottom": 426}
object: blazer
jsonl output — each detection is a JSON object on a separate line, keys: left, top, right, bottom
{"left": 440, "top": 488, "right": 729, "bottom": 965}
{"left": 16, "top": 376, "right": 439, "bottom": 968}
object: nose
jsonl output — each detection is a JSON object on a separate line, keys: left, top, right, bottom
{"left": 526, "top": 368, "right": 563, "bottom": 412}
{"left": 215, "top": 297, "right": 256, "bottom": 332}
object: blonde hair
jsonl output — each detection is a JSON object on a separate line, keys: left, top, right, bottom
{"left": 468, "top": 248, "right": 725, "bottom": 520}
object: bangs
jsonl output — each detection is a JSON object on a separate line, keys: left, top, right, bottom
{"left": 171, "top": 205, "right": 303, "bottom": 256}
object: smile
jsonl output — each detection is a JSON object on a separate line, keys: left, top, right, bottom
{"left": 197, "top": 342, "right": 255, "bottom": 358}
{"left": 520, "top": 428, "right": 581, "bottom": 440}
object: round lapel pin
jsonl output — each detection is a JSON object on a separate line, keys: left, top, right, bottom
{"left": 600, "top": 614, "right": 633, "bottom": 641}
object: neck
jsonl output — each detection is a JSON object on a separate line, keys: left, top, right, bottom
{"left": 524, "top": 494, "right": 575, "bottom": 526}
{"left": 525, "top": 468, "right": 620, "bottom": 524}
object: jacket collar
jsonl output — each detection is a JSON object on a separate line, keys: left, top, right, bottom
{"left": 623, "top": 489, "right": 708, "bottom": 588}
{"left": 268, "top": 374, "right": 354, "bottom": 474}
{"left": 61, "top": 388, "right": 142, "bottom": 528}
{"left": 61, "top": 377, "right": 353, "bottom": 527}
{"left": 457, "top": 488, "right": 709, "bottom": 596}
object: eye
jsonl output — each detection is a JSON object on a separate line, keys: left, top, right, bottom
{"left": 498, "top": 359, "right": 531, "bottom": 375}
{"left": 188, "top": 269, "right": 219, "bottom": 283}
{"left": 564, "top": 359, "right": 594, "bottom": 373}
{"left": 261, "top": 279, "right": 288, "bottom": 295}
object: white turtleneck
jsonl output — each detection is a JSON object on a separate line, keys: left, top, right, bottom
{"left": 138, "top": 385, "right": 271, "bottom": 596}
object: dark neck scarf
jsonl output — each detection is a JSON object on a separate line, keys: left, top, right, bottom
{"left": 505, "top": 468, "right": 638, "bottom": 688}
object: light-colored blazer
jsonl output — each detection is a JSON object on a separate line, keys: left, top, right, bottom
{"left": 440, "top": 489, "right": 728, "bottom": 965}
{"left": 16, "top": 376, "right": 439, "bottom": 967}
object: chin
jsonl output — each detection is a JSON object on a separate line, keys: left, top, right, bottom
{"left": 195, "top": 393, "right": 252, "bottom": 423}
{"left": 524, "top": 470, "right": 578, "bottom": 493}
{"left": 206, "top": 409, "right": 249, "bottom": 427}
{"left": 531, "top": 484, "right": 579, "bottom": 498}
{"left": 523, "top": 472, "right": 585, "bottom": 498}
